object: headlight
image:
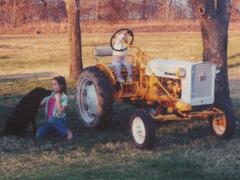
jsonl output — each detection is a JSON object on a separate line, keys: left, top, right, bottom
{"left": 176, "top": 68, "right": 186, "bottom": 78}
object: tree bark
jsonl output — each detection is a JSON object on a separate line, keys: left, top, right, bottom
{"left": 193, "top": 0, "right": 232, "bottom": 107}
{"left": 12, "top": 0, "right": 16, "bottom": 28}
{"left": 65, "top": 0, "right": 83, "bottom": 81}
{"left": 141, "top": 0, "right": 147, "bottom": 20}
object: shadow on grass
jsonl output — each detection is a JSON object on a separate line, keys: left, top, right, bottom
{"left": 0, "top": 55, "right": 10, "bottom": 60}
{"left": 0, "top": 99, "right": 135, "bottom": 155}
{"left": 228, "top": 62, "right": 240, "bottom": 68}
{"left": 1, "top": 95, "right": 239, "bottom": 155}
{"left": 0, "top": 80, "right": 240, "bottom": 156}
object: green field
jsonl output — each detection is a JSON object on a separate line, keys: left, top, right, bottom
{"left": 0, "top": 32, "right": 240, "bottom": 179}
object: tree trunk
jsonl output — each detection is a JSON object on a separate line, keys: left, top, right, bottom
{"left": 12, "top": 0, "right": 16, "bottom": 28}
{"left": 141, "top": 0, "right": 147, "bottom": 20}
{"left": 65, "top": 0, "right": 83, "bottom": 81}
{"left": 193, "top": 0, "right": 232, "bottom": 107}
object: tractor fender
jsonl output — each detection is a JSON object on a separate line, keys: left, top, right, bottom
{"left": 95, "top": 64, "right": 116, "bottom": 85}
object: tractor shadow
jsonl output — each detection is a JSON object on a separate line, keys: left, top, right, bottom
{"left": 103, "top": 99, "right": 240, "bottom": 150}
{"left": 154, "top": 121, "right": 211, "bottom": 149}
{"left": 71, "top": 97, "right": 240, "bottom": 151}
{"left": 105, "top": 102, "right": 211, "bottom": 148}
{"left": 106, "top": 102, "right": 136, "bottom": 130}
{"left": 93, "top": 102, "right": 212, "bottom": 150}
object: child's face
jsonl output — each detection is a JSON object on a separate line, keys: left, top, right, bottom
{"left": 52, "top": 80, "right": 61, "bottom": 93}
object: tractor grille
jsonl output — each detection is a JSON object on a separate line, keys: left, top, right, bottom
{"left": 191, "top": 64, "right": 214, "bottom": 99}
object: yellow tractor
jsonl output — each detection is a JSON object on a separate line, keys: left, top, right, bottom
{"left": 76, "top": 29, "right": 235, "bottom": 150}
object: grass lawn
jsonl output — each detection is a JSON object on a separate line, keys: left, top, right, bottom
{"left": 0, "top": 32, "right": 240, "bottom": 179}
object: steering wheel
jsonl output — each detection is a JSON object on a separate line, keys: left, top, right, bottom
{"left": 110, "top": 29, "right": 134, "bottom": 52}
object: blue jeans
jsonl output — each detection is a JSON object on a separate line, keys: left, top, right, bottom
{"left": 36, "top": 117, "right": 69, "bottom": 139}
{"left": 112, "top": 56, "right": 132, "bottom": 78}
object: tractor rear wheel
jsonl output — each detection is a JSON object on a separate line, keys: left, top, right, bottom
{"left": 209, "top": 103, "right": 235, "bottom": 139}
{"left": 130, "top": 110, "right": 155, "bottom": 150}
{"left": 76, "top": 66, "right": 113, "bottom": 129}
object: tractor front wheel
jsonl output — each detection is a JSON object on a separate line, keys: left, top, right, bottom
{"left": 130, "top": 110, "right": 155, "bottom": 150}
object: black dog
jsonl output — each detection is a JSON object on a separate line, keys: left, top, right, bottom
{"left": 2, "top": 87, "right": 51, "bottom": 137}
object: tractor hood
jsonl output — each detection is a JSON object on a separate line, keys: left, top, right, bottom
{"left": 145, "top": 59, "right": 199, "bottom": 79}
{"left": 145, "top": 59, "right": 217, "bottom": 106}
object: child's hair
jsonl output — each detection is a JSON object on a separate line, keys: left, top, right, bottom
{"left": 53, "top": 76, "right": 68, "bottom": 94}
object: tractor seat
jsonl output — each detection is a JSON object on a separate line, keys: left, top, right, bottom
{"left": 94, "top": 47, "right": 113, "bottom": 57}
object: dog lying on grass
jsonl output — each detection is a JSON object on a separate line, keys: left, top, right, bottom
{"left": 2, "top": 87, "right": 51, "bottom": 137}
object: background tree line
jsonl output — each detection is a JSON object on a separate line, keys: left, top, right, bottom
{"left": 0, "top": 0, "right": 239, "bottom": 28}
